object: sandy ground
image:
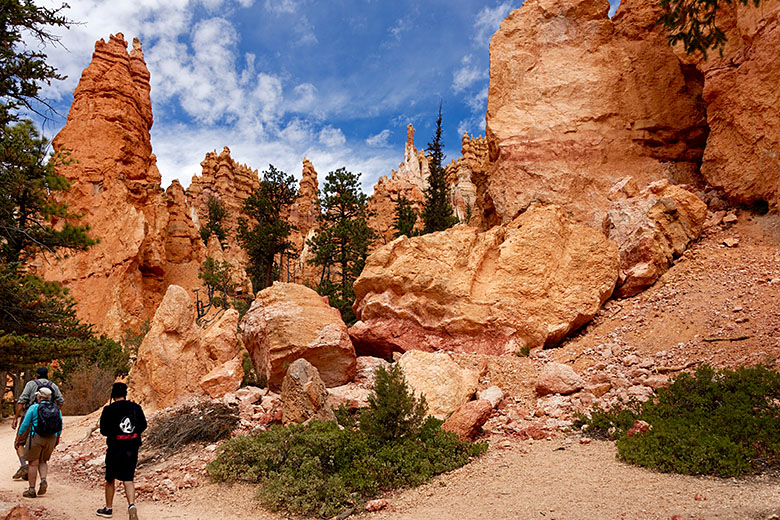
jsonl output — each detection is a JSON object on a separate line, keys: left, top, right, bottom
{"left": 2, "top": 417, "right": 780, "bottom": 520}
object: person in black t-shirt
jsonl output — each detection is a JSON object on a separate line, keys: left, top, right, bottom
{"left": 96, "top": 382, "right": 146, "bottom": 520}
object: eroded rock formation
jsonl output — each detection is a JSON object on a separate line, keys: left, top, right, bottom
{"left": 368, "top": 124, "right": 429, "bottom": 244}
{"left": 446, "top": 133, "right": 490, "bottom": 227}
{"left": 129, "top": 285, "right": 243, "bottom": 411}
{"left": 241, "top": 282, "right": 356, "bottom": 390}
{"left": 281, "top": 358, "right": 336, "bottom": 425}
{"left": 485, "top": 0, "right": 708, "bottom": 225}
{"left": 350, "top": 204, "right": 619, "bottom": 358}
{"left": 604, "top": 178, "right": 707, "bottom": 297}
{"left": 697, "top": 0, "right": 780, "bottom": 210}
{"left": 32, "top": 34, "right": 204, "bottom": 337}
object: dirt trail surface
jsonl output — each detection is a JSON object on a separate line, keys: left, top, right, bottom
{"left": 2, "top": 418, "right": 780, "bottom": 520}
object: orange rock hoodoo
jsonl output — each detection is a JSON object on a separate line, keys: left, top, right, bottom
{"left": 33, "top": 34, "right": 204, "bottom": 337}
{"left": 368, "top": 124, "right": 429, "bottom": 244}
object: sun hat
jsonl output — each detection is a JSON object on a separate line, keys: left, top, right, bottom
{"left": 36, "top": 387, "right": 53, "bottom": 400}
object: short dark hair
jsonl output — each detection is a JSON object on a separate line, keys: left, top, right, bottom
{"left": 36, "top": 366, "right": 48, "bottom": 378}
{"left": 110, "top": 382, "right": 128, "bottom": 399}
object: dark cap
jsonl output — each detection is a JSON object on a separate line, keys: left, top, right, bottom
{"left": 36, "top": 366, "right": 48, "bottom": 378}
{"left": 110, "top": 382, "right": 128, "bottom": 399}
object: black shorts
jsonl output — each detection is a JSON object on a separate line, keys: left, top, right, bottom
{"left": 105, "top": 445, "right": 139, "bottom": 482}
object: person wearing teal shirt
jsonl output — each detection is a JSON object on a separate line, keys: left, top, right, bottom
{"left": 14, "top": 386, "right": 62, "bottom": 498}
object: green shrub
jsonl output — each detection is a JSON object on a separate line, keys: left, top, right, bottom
{"left": 207, "top": 365, "right": 488, "bottom": 517}
{"left": 576, "top": 364, "right": 780, "bottom": 477}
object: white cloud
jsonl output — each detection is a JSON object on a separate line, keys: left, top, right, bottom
{"left": 319, "top": 126, "right": 346, "bottom": 147}
{"left": 263, "top": 0, "right": 298, "bottom": 13}
{"left": 366, "top": 129, "right": 391, "bottom": 147}
{"left": 452, "top": 55, "right": 486, "bottom": 94}
{"left": 474, "top": 2, "right": 517, "bottom": 46}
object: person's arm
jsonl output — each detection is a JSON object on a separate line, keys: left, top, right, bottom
{"left": 55, "top": 409, "right": 63, "bottom": 445}
{"left": 136, "top": 404, "right": 147, "bottom": 435}
{"left": 99, "top": 406, "right": 110, "bottom": 437}
{"left": 52, "top": 382, "right": 65, "bottom": 405}
{"left": 15, "top": 406, "right": 35, "bottom": 448}
{"left": 12, "top": 382, "right": 33, "bottom": 429}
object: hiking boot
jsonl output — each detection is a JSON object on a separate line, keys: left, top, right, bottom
{"left": 22, "top": 487, "right": 36, "bottom": 498}
{"left": 128, "top": 504, "right": 139, "bottom": 520}
{"left": 12, "top": 465, "right": 28, "bottom": 481}
{"left": 37, "top": 479, "right": 47, "bottom": 496}
{"left": 95, "top": 507, "right": 113, "bottom": 518}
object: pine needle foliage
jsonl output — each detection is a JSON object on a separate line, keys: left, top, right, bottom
{"left": 198, "top": 195, "right": 229, "bottom": 246}
{"left": 421, "top": 104, "right": 457, "bottom": 234}
{"left": 237, "top": 165, "right": 298, "bottom": 290}
{"left": 392, "top": 194, "right": 418, "bottom": 238}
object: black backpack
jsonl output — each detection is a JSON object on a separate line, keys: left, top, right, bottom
{"left": 36, "top": 401, "right": 62, "bottom": 436}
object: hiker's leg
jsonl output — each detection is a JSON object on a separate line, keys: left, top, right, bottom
{"left": 105, "top": 479, "right": 115, "bottom": 509}
{"left": 38, "top": 461, "right": 47, "bottom": 481}
{"left": 16, "top": 444, "right": 26, "bottom": 466}
{"left": 122, "top": 481, "right": 135, "bottom": 506}
{"left": 27, "top": 460, "right": 38, "bottom": 489}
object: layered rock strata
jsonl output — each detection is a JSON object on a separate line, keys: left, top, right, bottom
{"left": 485, "top": 0, "right": 708, "bottom": 225}
{"left": 33, "top": 34, "right": 204, "bottom": 336}
{"left": 129, "top": 285, "right": 242, "bottom": 411}
{"left": 241, "top": 282, "right": 356, "bottom": 390}
{"left": 350, "top": 204, "right": 619, "bottom": 358}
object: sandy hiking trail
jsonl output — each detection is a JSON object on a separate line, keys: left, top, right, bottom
{"left": 2, "top": 417, "right": 780, "bottom": 520}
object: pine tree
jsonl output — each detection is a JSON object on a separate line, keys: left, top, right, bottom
{"left": 308, "top": 168, "right": 376, "bottom": 324}
{"left": 237, "top": 165, "right": 297, "bottom": 291}
{"left": 421, "top": 104, "right": 457, "bottom": 234}
{"left": 199, "top": 195, "right": 229, "bottom": 246}
{"left": 393, "top": 194, "right": 418, "bottom": 238}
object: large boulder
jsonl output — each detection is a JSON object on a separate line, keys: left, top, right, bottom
{"left": 484, "top": 0, "right": 707, "bottom": 225}
{"left": 442, "top": 399, "right": 494, "bottom": 441}
{"left": 397, "top": 351, "right": 479, "bottom": 419}
{"left": 241, "top": 282, "right": 356, "bottom": 390}
{"left": 281, "top": 359, "right": 336, "bottom": 425}
{"left": 351, "top": 204, "right": 619, "bottom": 358}
{"left": 604, "top": 179, "right": 707, "bottom": 297}
{"left": 535, "top": 363, "right": 585, "bottom": 396}
{"left": 129, "top": 285, "right": 242, "bottom": 410}
{"left": 698, "top": 0, "right": 780, "bottom": 211}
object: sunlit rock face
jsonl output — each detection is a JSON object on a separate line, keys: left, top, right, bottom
{"left": 485, "top": 0, "right": 708, "bottom": 226}
{"left": 129, "top": 285, "right": 242, "bottom": 411}
{"left": 350, "top": 204, "right": 619, "bottom": 359}
{"left": 696, "top": 0, "right": 780, "bottom": 210}
{"left": 368, "top": 124, "right": 428, "bottom": 245}
{"left": 32, "top": 34, "right": 204, "bottom": 336}
{"left": 446, "top": 133, "right": 492, "bottom": 229}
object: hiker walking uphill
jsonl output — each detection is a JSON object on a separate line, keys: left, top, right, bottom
{"left": 14, "top": 386, "right": 63, "bottom": 498}
{"left": 97, "top": 382, "right": 147, "bottom": 520}
{"left": 11, "top": 367, "right": 65, "bottom": 481}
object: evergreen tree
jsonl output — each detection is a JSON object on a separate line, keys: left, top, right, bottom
{"left": 198, "top": 257, "right": 235, "bottom": 310}
{"left": 421, "top": 105, "right": 457, "bottom": 234}
{"left": 308, "top": 168, "right": 376, "bottom": 324}
{"left": 658, "top": 0, "right": 761, "bottom": 57}
{"left": 199, "top": 195, "right": 229, "bottom": 246}
{"left": 0, "top": 0, "right": 71, "bottom": 128}
{"left": 393, "top": 194, "right": 418, "bottom": 238}
{"left": 237, "top": 165, "right": 297, "bottom": 291}
{"left": 0, "top": 2, "right": 105, "bottom": 376}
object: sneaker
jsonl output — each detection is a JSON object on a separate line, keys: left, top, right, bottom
{"left": 128, "top": 504, "right": 138, "bottom": 520}
{"left": 37, "top": 479, "right": 47, "bottom": 496}
{"left": 22, "top": 487, "right": 36, "bottom": 499}
{"left": 96, "top": 507, "right": 113, "bottom": 518}
{"left": 12, "top": 466, "right": 28, "bottom": 480}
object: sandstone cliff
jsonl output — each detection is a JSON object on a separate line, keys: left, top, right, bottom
{"left": 696, "top": 0, "right": 780, "bottom": 211}
{"left": 446, "top": 133, "right": 491, "bottom": 228}
{"left": 485, "top": 0, "right": 708, "bottom": 225}
{"left": 32, "top": 34, "right": 204, "bottom": 337}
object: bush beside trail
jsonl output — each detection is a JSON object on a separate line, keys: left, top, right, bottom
{"left": 575, "top": 364, "right": 780, "bottom": 477}
{"left": 207, "top": 365, "right": 488, "bottom": 518}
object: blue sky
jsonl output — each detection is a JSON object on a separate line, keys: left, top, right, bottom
{"left": 34, "top": 0, "right": 520, "bottom": 191}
